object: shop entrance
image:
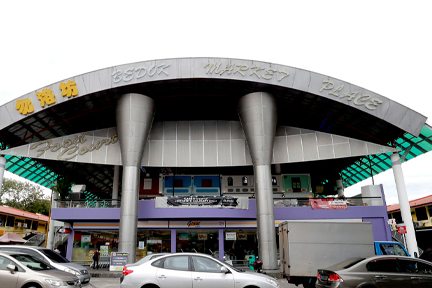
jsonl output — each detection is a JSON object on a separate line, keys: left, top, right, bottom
{"left": 137, "top": 230, "right": 171, "bottom": 261}
{"left": 176, "top": 230, "right": 219, "bottom": 257}
{"left": 224, "top": 229, "right": 257, "bottom": 266}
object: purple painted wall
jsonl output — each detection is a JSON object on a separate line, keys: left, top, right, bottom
{"left": 52, "top": 198, "right": 391, "bottom": 241}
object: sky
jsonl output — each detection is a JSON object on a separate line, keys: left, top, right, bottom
{"left": 1, "top": 1, "right": 431, "bottom": 205}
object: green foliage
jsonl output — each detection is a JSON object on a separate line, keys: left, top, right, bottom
{"left": 51, "top": 175, "right": 74, "bottom": 200}
{"left": 1, "top": 178, "right": 50, "bottom": 216}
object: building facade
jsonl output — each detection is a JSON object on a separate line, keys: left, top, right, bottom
{"left": 1, "top": 57, "right": 430, "bottom": 267}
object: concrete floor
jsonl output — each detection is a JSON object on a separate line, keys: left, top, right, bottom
{"left": 85, "top": 277, "right": 299, "bottom": 288}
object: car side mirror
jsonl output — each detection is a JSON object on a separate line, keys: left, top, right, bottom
{"left": 221, "top": 266, "right": 229, "bottom": 274}
{"left": 7, "top": 264, "right": 17, "bottom": 274}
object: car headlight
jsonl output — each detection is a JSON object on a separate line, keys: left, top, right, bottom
{"left": 266, "top": 278, "right": 279, "bottom": 287}
{"left": 64, "top": 267, "right": 81, "bottom": 276}
{"left": 45, "top": 279, "right": 67, "bottom": 286}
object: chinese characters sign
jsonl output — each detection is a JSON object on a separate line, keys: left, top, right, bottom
{"left": 15, "top": 80, "right": 79, "bottom": 115}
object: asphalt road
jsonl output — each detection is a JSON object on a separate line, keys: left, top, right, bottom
{"left": 86, "top": 277, "right": 299, "bottom": 288}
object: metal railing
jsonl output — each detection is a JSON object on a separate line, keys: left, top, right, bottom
{"left": 54, "top": 196, "right": 383, "bottom": 209}
{"left": 273, "top": 196, "right": 384, "bottom": 207}
{"left": 55, "top": 200, "right": 121, "bottom": 208}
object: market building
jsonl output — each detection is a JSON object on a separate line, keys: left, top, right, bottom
{"left": 0, "top": 57, "right": 431, "bottom": 268}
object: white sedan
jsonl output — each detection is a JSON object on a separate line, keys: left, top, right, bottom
{"left": 120, "top": 253, "right": 279, "bottom": 288}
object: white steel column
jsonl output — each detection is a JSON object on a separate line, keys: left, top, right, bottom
{"left": 46, "top": 191, "right": 58, "bottom": 249}
{"left": 391, "top": 152, "right": 419, "bottom": 257}
{"left": 116, "top": 93, "right": 155, "bottom": 263}
{"left": 336, "top": 179, "right": 344, "bottom": 197}
{"left": 112, "top": 165, "right": 120, "bottom": 206}
{"left": 238, "top": 92, "right": 278, "bottom": 270}
{"left": 0, "top": 157, "right": 6, "bottom": 190}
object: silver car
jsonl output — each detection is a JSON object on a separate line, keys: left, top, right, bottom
{"left": 316, "top": 255, "right": 432, "bottom": 288}
{"left": 0, "top": 245, "right": 91, "bottom": 284}
{"left": 0, "top": 251, "right": 81, "bottom": 288}
{"left": 120, "top": 252, "right": 280, "bottom": 288}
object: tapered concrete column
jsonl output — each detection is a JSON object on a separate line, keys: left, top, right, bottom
{"left": 112, "top": 165, "right": 120, "bottom": 206}
{"left": 116, "top": 93, "right": 155, "bottom": 263}
{"left": 46, "top": 191, "right": 58, "bottom": 249}
{"left": 0, "top": 157, "right": 6, "bottom": 190}
{"left": 238, "top": 92, "right": 278, "bottom": 269}
{"left": 391, "top": 152, "right": 419, "bottom": 257}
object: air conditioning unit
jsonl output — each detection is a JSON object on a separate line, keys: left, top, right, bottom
{"left": 23, "top": 223, "right": 28, "bottom": 228}
{"left": 414, "top": 221, "right": 424, "bottom": 228}
{"left": 16, "top": 222, "right": 22, "bottom": 227}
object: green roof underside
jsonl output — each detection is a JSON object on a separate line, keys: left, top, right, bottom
{"left": 1, "top": 124, "right": 432, "bottom": 192}
{"left": 341, "top": 124, "right": 432, "bottom": 188}
{"left": 2, "top": 154, "right": 57, "bottom": 188}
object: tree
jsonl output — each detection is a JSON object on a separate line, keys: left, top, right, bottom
{"left": 0, "top": 178, "right": 50, "bottom": 216}
{"left": 51, "top": 175, "right": 74, "bottom": 200}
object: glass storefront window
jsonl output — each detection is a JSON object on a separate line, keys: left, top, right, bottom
{"left": 176, "top": 230, "right": 218, "bottom": 257}
{"left": 224, "top": 229, "right": 257, "bottom": 265}
{"left": 72, "top": 231, "right": 119, "bottom": 265}
{"left": 137, "top": 230, "right": 171, "bottom": 261}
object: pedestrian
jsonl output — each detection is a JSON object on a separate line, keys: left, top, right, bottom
{"left": 93, "top": 249, "right": 100, "bottom": 269}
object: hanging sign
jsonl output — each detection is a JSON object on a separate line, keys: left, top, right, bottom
{"left": 226, "top": 232, "right": 236, "bottom": 240}
{"left": 397, "top": 223, "right": 407, "bottom": 234}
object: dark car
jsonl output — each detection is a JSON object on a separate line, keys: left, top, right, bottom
{"left": 420, "top": 247, "right": 432, "bottom": 263}
{"left": 316, "top": 255, "right": 432, "bottom": 288}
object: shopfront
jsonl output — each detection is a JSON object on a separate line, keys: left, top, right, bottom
{"left": 70, "top": 219, "right": 280, "bottom": 265}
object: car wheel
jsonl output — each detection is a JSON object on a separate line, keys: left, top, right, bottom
{"left": 22, "top": 284, "right": 42, "bottom": 288}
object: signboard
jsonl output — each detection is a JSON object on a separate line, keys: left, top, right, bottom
{"left": 237, "top": 231, "right": 247, "bottom": 240}
{"left": 226, "top": 232, "right": 236, "bottom": 240}
{"left": 109, "top": 252, "right": 129, "bottom": 271}
{"left": 310, "top": 199, "right": 347, "bottom": 209}
{"left": 397, "top": 224, "right": 407, "bottom": 234}
{"left": 198, "top": 233, "right": 208, "bottom": 241}
{"left": 81, "top": 235, "right": 91, "bottom": 243}
{"left": 138, "top": 241, "right": 145, "bottom": 249}
{"left": 388, "top": 219, "right": 396, "bottom": 225}
{"left": 156, "top": 196, "right": 248, "bottom": 209}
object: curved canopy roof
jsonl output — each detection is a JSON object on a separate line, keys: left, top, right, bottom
{"left": 0, "top": 57, "right": 429, "bottom": 196}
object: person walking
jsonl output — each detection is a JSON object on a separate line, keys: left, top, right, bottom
{"left": 93, "top": 249, "right": 100, "bottom": 269}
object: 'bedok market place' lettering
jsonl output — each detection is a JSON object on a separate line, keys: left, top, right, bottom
{"left": 30, "top": 133, "right": 118, "bottom": 160}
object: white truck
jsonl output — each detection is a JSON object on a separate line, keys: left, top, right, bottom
{"left": 278, "top": 221, "right": 375, "bottom": 288}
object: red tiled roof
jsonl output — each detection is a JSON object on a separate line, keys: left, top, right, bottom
{"left": 0, "top": 206, "right": 49, "bottom": 222}
{"left": 387, "top": 195, "right": 432, "bottom": 213}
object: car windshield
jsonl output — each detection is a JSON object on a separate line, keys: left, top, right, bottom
{"left": 11, "top": 254, "right": 54, "bottom": 271}
{"left": 326, "top": 257, "right": 366, "bottom": 270}
{"left": 221, "top": 260, "right": 243, "bottom": 272}
{"left": 135, "top": 254, "right": 167, "bottom": 265}
{"left": 380, "top": 244, "right": 408, "bottom": 257}
{"left": 39, "top": 249, "right": 70, "bottom": 263}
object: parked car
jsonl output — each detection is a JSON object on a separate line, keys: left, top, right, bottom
{"left": 127, "top": 253, "right": 169, "bottom": 267}
{"left": 420, "top": 247, "right": 432, "bottom": 263}
{"left": 0, "top": 251, "right": 81, "bottom": 288}
{"left": 0, "top": 245, "right": 90, "bottom": 284}
{"left": 316, "top": 255, "right": 432, "bottom": 288}
{"left": 120, "top": 252, "right": 280, "bottom": 288}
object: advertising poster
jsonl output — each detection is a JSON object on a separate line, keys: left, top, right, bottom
{"left": 226, "top": 232, "right": 236, "bottom": 240}
{"left": 100, "top": 245, "right": 109, "bottom": 256}
{"left": 310, "top": 199, "right": 347, "bottom": 209}
{"left": 81, "top": 235, "right": 91, "bottom": 243}
{"left": 109, "top": 252, "right": 129, "bottom": 271}
{"left": 198, "top": 233, "right": 208, "bottom": 240}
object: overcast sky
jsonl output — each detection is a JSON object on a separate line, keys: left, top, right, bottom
{"left": 1, "top": 1, "right": 431, "bottom": 204}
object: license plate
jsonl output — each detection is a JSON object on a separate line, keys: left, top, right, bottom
{"left": 320, "top": 275, "right": 328, "bottom": 281}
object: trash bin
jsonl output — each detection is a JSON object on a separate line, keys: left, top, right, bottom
{"left": 248, "top": 255, "right": 256, "bottom": 270}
